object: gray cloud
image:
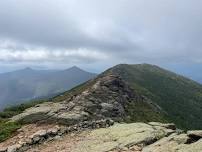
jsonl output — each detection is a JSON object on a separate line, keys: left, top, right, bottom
{"left": 0, "top": 0, "right": 202, "bottom": 71}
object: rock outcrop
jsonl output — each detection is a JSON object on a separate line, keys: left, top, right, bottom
{"left": 0, "top": 119, "right": 114, "bottom": 152}
{"left": 61, "top": 122, "right": 202, "bottom": 152}
{"left": 11, "top": 74, "right": 162, "bottom": 125}
{"left": 74, "top": 122, "right": 175, "bottom": 152}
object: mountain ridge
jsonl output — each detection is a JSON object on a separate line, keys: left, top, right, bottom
{"left": 2, "top": 63, "right": 202, "bottom": 130}
{"left": 45, "top": 63, "right": 202, "bottom": 129}
{"left": 107, "top": 64, "right": 202, "bottom": 129}
{"left": 1, "top": 63, "right": 202, "bottom": 151}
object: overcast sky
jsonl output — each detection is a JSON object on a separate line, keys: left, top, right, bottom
{"left": 0, "top": 0, "right": 202, "bottom": 74}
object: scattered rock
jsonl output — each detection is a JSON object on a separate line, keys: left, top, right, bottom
{"left": 0, "top": 119, "right": 114, "bottom": 152}
{"left": 0, "top": 147, "right": 7, "bottom": 152}
{"left": 54, "top": 135, "right": 61, "bottom": 140}
{"left": 30, "top": 130, "right": 47, "bottom": 139}
{"left": 47, "top": 127, "right": 59, "bottom": 135}
{"left": 7, "top": 144, "right": 21, "bottom": 152}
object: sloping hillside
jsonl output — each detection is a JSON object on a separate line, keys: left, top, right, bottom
{"left": 108, "top": 64, "right": 202, "bottom": 129}
{"left": 0, "top": 66, "right": 96, "bottom": 110}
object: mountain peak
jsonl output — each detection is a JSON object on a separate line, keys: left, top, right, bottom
{"left": 63, "top": 66, "right": 88, "bottom": 73}
{"left": 23, "top": 67, "right": 33, "bottom": 71}
{"left": 69, "top": 66, "right": 81, "bottom": 70}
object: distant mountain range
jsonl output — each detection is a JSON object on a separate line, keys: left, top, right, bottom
{"left": 0, "top": 66, "right": 96, "bottom": 110}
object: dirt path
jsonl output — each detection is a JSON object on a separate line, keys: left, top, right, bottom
{"left": 26, "top": 131, "right": 89, "bottom": 152}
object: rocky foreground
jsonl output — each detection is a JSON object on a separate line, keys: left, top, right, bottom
{"left": 1, "top": 121, "right": 202, "bottom": 152}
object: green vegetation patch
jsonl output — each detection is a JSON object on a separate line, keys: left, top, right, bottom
{"left": 124, "top": 101, "right": 168, "bottom": 123}
{"left": 0, "top": 121, "right": 21, "bottom": 142}
{"left": 0, "top": 100, "right": 49, "bottom": 143}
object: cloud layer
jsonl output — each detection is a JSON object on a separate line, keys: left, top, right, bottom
{"left": 0, "top": 0, "right": 202, "bottom": 71}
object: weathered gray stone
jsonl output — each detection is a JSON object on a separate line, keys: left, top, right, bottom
{"left": 30, "top": 130, "right": 47, "bottom": 139}
{"left": 47, "top": 126, "right": 59, "bottom": 135}
{"left": 0, "top": 147, "right": 7, "bottom": 152}
{"left": 142, "top": 133, "right": 196, "bottom": 152}
{"left": 56, "top": 112, "right": 86, "bottom": 125}
{"left": 187, "top": 130, "right": 202, "bottom": 138}
{"left": 101, "top": 103, "right": 114, "bottom": 110}
{"left": 54, "top": 135, "right": 61, "bottom": 140}
{"left": 10, "top": 102, "right": 64, "bottom": 123}
{"left": 7, "top": 144, "right": 21, "bottom": 152}
{"left": 177, "top": 139, "right": 202, "bottom": 152}
{"left": 74, "top": 122, "right": 174, "bottom": 152}
{"left": 24, "top": 138, "right": 33, "bottom": 145}
{"left": 32, "top": 136, "right": 41, "bottom": 144}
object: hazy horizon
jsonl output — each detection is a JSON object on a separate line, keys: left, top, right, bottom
{"left": 0, "top": 63, "right": 202, "bottom": 84}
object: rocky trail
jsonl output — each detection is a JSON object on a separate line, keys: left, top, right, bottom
{"left": 1, "top": 121, "right": 202, "bottom": 152}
